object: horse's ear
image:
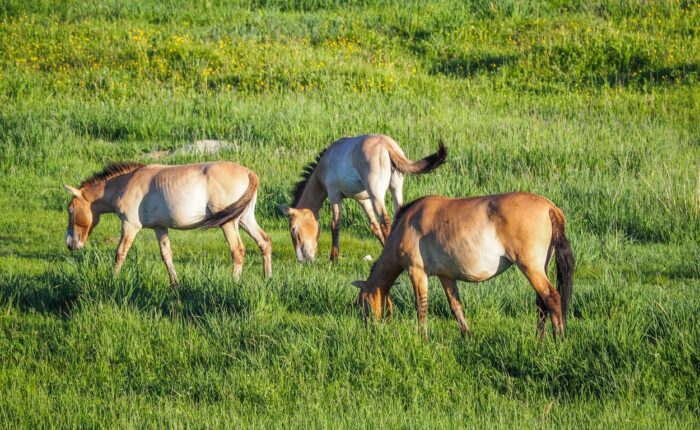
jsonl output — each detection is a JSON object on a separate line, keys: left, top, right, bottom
{"left": 351, "top": 280, "right": 366, "bottom": 289}
{"left": 63, "top": 185, "right": 82, "bottom": 198}
{"left": 278, "top": 205, "right": 296, "bottom": 217}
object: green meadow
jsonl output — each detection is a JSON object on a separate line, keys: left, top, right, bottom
{"left": 0, "top": 0, "right": 699, "bottom": 427}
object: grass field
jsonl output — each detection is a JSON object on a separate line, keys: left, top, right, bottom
{"left": 1, "top": 0, "right": 699, "bottom": 427}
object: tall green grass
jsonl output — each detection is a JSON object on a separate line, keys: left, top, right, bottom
{"left": 0, "top": 0, "right": 698, "bottom": 427}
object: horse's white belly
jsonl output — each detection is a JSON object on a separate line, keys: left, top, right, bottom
{"left": 428, "top": 227, "right": 510, "bottom": 281}
{"left": 454, "top": 248, "right": 510, "bottom": 282}
{"left": 140, "top": 185, "right": 209, "bottom": 228}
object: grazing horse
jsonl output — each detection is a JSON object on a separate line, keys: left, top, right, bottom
{"left": 352, "top": 193, "right": 574, "bottom": 340}
{"left": 280, "top": 134, "right": 446, "bottom": 262}
{"left": 64, "top": 161, "right": 272, "bottom": 284}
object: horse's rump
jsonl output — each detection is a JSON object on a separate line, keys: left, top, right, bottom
{"left": 200, "top": 172, "right": 259, "bottom": 228}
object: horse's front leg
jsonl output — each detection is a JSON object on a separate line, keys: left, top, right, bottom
{"left": 408, "top": 266, "right": 430, "bottom": 341}
{"left": 330, "top": 199, "right": 342, "bottom": 261}
{"left": 155, "top": 227, "right": 178, "bottom": 287}
{"left": 114, "top": 222, "right": 139, "bottom": 273}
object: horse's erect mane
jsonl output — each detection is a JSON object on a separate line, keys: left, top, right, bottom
{"left": 80, "top": 162, "right": 145, "bottom": 189}
{"left": 291, "top": 148, "right": 327, "bottom": 207}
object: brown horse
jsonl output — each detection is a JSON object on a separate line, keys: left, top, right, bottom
{"left": 64, "top": 161, "right": 272, "bottom": 284}
{"left": 352, "top": 193, "right": 574, "bottom": 340}
{"left": 280, "top": 134, "right": 446, "bottom": 262}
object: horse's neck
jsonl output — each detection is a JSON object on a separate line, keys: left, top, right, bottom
{"left": 83, "top": 182, "right": 116, "bottom": 214}
{"left": 368, "top": 251, "right": 402, "bottom": 290}
{"left": 296, "top": 173, "right": 327, "bottom": 216}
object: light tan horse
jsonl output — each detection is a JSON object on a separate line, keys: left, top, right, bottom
{"left": 280, "top": 134, "right": 446, "bottom": 262}
{"left": 64, "top": 161, "right": 272, "bottom": 284}
{"left": 352, "top": 193, "right": 574, "bottom": 340}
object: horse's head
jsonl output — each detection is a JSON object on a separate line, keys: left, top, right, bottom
{"left": 279, "top": 205, "right": 319, "bottom": 262}
{"left": 64, "top": 185, "right": 100, "bottom": 251}
{"left": 352, "top": 280, "right": 394, "bottom": 321}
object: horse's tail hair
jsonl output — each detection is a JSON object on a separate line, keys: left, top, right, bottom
{"left": 549, "top": 207, "right": 575, "bottom": 324}
{"left": 201, "top": 172, "right": 259, "bottom": 228}
{"left": 387, "top": 139, "right": 447, "bottom": 175}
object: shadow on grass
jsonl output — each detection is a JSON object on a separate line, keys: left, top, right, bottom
{"left": 430, "top": 53, "right": 518, "bottom": 78}
{"left": 0, "top": 235, "right": 69, "bottom": 261}
{"left": 0, "top": 272, "right": 81, "bottom": 318}
{"left": 0, "top": 265, "right": 254, "bottom": 322}
{"left": 591, "top": 62, "right": 700, "bottom": 88}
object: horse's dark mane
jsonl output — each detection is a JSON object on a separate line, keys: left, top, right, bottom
{"left": 80, "top": 162, "right": 145, "bottom": 189}
{"left": 291, "top": 148, "right": 327, "bottom": 207}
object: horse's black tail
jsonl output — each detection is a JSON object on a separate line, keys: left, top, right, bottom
{"left": 387, "top": 140, "right": 447, "bottom": 175}
{"left": 550, "top": 208, "right": 574, "bottom": 324}
{"left": 201, "top": 172, "right": 258, "bottom": 228}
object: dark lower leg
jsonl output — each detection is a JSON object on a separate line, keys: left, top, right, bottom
{"left": 330, "top": 202, "right": 341, "bottom": 261}
{"left": 536, "top": 295, "right": 547, "bottom": 340}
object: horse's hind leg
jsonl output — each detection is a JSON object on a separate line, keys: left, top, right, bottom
{"left": 114, "top": 222, "right": 139, "bottom": 274}
{"left": 438, "top": 276, "right": 471, "bottom": 337}
{"left": 371, "top": 193, "right": 392, "bottom": 240}
{"left": 358, "top": 198, "right": 385, "bottom": 245}
{"left": 389, "top": 170, "right": 404, "bottom": 212}
{"left": 240, "top": 209, "right": 272, "bottom": 278}
{"left": 222, "top": 221, "right": 245, "bottom": 281}
{"left": 519, "top": 264, "right": 564, "bottom": 339}
{"left": 155, "top": 228, "right": 178, "bottom": 287}
{"left": 365, "top": 169, "right": 392, "bottom": 240}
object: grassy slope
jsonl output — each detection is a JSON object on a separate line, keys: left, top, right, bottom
{"left": 0, "top": 0, "right": 699, "bottom": 427}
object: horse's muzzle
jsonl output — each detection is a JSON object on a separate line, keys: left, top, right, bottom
{"left": 66, "top": 235, "right": 83, "bottom": 251}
